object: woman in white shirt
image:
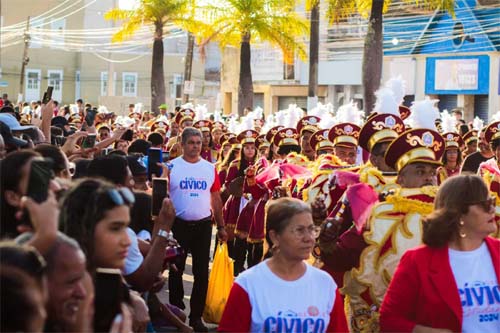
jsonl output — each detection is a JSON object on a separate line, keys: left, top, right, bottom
{"left": 380, "top": 174, "right": 500, "bottom": 333}
{"left": 218, "top": 197, "right": 347, "bottom": 333}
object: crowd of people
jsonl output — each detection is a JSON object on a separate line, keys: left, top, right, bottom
{"left": 0, "top": 76, "right": 499, "bottom": 333}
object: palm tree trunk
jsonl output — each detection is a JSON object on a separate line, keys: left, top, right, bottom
{"left": 182, "top": 33, "right": 195, "bottom": 103}
{"left": 238, "top": 32, "right": 253, "bottom": 117}
{"left": 151, "top": 22, "right": 166, "bottom": 115}
{"left": 362, "top": 0, "right": 383, "bottom": 115}
{"left": 308, "top": 1, "right": 319, "bottom": 99}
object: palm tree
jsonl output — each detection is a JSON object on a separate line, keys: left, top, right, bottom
{"left": 307, "top": 0, "right": 320, "bottom": 107}
{"left": 182, "top": 32, "right": 195, "bottom": 103}
{"left": 326, "top": 0, "right": 454, "bottom": 114}
{"left": 105, "top": 0, "right": 199, "bottom": 114}
{"left": 197, "top": 0, "right": 309, "bottom": 116}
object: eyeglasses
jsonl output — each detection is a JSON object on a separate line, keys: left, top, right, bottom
{"left": 464, "top": 196, "right": 496, "bottom": 212}
{"left": 105, "top": 187, "right": 135, "bottom": 206}
{"left": 289, "top": 225, "right": 321, "bottom": 239}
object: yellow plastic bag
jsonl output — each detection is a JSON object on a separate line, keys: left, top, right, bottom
{"left": 203, "top": 242, "right": 234, "bottom": 324}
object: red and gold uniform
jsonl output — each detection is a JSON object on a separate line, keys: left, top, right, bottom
{"left": 320, "top": 128, "right": 445, "bottom": 332}
{"left": 194, "top": 120, "right": 218, "bottom": 163}
{"left": 166, "top": 109, "right": 195, "bottom": 159}
{"left": 225, "top": 130, "right": 259, "bottom": 274}
{"left": 479, "top": 121, "right": 500, "bottom": 238}
{"left": 436, "top": 132, "right": 464, "bottom": 185}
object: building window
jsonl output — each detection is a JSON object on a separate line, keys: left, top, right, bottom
{"left": 25, "top": 69, "right": 41, "bottom": 101}
{"left": 122, "top": 72, "right": 138, "bottom": 97}
{"left": 27, "top": 71, "right": 40, "bottom": 90}
{"left": 47, "top": 70, "right": 63, "bottom": 102}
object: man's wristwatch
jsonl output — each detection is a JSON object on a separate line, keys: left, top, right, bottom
{"left": 157, "top": 229, "right": 174, "bottom": 241}
{"left": 217, "top": 225, "right": 225, "bottom": 231}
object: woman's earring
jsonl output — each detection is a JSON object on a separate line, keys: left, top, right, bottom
{"left": 459, "top": 220, "right": 466, "bottom": 238}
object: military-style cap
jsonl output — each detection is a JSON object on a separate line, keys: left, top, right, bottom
{"left": 237, "top": 130, "right": 259, "bottom": 145}
{"left": 385, "top": 129, "right": 445, "bottom": 171}
{"left": 442, "top": 132, "right": 464, "bottom": 149}
{"left": 273, "top": 128, "right": 299, "bottom": 147}
{"left": 265, "top": 125, "right": 285, "bottom": 144}
{"left": 193, "top": 120, "right": 213, "bottom": 132}
{"left": 485, "top": 121, "right": 500, "bottom": 143}
{"left": 328, "top": 123, "right": 361, "bottom": 148}
{"left": 256, "top": 134, "right": 270, "bottom": 149}
{"left": 309, "top": 129, "right": 334, "bottom": 152}
{"left": 296, "top": 116, "right": 320, "bottom": 135}
{"left": 151, "top": 120, "right": 169, "bottom": 134}
{"left": 462, "top": 130, "right": 478, "bottom": 145}
{"left": 174, "top": 109, "right": 195, "bottom": 125}
{"left": 358, "top": 113, "right": 405, "bottom": 153}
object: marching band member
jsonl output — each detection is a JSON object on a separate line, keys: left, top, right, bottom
{"left": 223, "top": 130, "right": 258, "bottom": 267}
{"left": 194, "top": 120, "right": 218, "bottom": 163}
{"left": 437, "top": 132, "right": 464, "bottom": 185}
{"left": 319, "top": 98, "right": 445, "bottom": 332}
{"left": 462, "top": 129, "right": 478, "bottom": 157}
{"left": 297, "top": 115, "right": 320, "bottom": 161}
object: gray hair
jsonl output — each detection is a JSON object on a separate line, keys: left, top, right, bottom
{"left": 44, "top": 232, "right": 83, "bottom": 271}
{"left": 181, "top": 127, "right": 202, "bottom": 145}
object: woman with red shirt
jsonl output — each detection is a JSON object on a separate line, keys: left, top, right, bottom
{"left": 380, "top": 175, "right": 500, "bottom": 333}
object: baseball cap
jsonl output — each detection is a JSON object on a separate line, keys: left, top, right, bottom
{"left": 0, "top": 113, "right": 36, "bottom": 131}
{"left": 0, "top": 121, "right": 28, "bottom": 148}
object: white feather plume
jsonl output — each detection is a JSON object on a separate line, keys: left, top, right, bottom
{"left": 227, "top": 116, "right": 239, "bottom": 134}
{"left": 308, "top": 102, "right": 332, "bottom": 120}
{"left": 319, "top": 113, "right": 337, "bottom": 129}
{"left": 336, "top": 101, "right": 364, "bottom": 125}
{"left": 114, "top": 116, "right": 136, "bottom": 128}
{"left": 194, "top": 104, "right": 208, "bottom": 120}
{"left": 275, "top": 110, "right": 286, "bottom": 126}
{"left": 491, "top": 112, "right": 500, "bottom": 123}
{"left": 385, "top": 76, "right": 406, "bottom": 104}
{"left": 473, "top": 117, "right": 484, "bottom": 131}
{"left": 69, "top": 104, "right": 79, "bottom": 115}
{"left": 238, "top": 115, "right": 254, "bottom": 132}
{"left": 440, "top": 110, "right": 457, "bottom": 133}
{"left": 181, "top": 102, "right": 194, "bottom": 110}
{"left": 98, "top": 106, "right": 111, "bottom": 114}
{"left": 407, "top": 97, "right": 440, "bottom": 130}
{"left": 260, "top": 115, "right": 273, "bottom": 135}
{"left": 252, "top": 106, "right": 264, "bottom": 120}
{"left": 373, "top": 87, "right": 399, "bottom": 116}
{"left": 213, "top": 109, "right": 223, "bottom": 123}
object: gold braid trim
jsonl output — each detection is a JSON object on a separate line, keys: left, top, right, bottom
{"left": 384, "top": 195, "right": 434, "bottom": 215}
{"left": 359, "top": 167, "right": 383, "bottom": 185}
{"left": 247, "top": 238, "right": 264, "bottom": 244}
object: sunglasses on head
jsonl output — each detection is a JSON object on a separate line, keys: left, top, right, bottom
{"left": 104, "top": 187, "right": 135, "bottom": 206}
{"left": 465, "top": 196, "right": 496, "bottom": 212}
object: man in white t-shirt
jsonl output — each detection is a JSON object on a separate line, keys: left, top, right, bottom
{"left": 168, "top": 127, "right": 227, "bottom": 332}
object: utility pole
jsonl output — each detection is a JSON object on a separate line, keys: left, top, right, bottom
{"left": 107, "top": 0, "right": 118, "bottom": 98}
{"left": 19, "top": 16, "right": 31, "bottom": 97}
